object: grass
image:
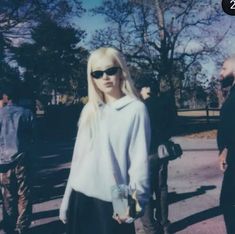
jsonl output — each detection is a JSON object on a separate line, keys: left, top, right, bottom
{"left": 183, "top": 130, "right": 217, "bottom": 139}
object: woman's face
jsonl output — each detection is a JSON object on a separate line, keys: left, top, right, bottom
{"left": 91, "top": 56, "right": 122, "bottom": 96}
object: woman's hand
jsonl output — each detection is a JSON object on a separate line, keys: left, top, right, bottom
{"left": 112, "top": 188, "right": 143, "bottom": 224}
{"left": 219, "top": 148, "right": 228, "bottom": 172}
{"left": 112, "top": 208, "right": 135, "bottom": 224}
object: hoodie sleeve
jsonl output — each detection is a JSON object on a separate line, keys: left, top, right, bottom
{"left": 60, "top": 134, "right": 79, "bottom": 212}
{"left": 128, "top": 102, "right": 151, "bottom": 209}
{"left": 60, "top": 104, "right": 89, "bottom": 212}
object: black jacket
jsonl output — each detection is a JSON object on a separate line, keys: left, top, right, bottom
{"left": 144, "top": 93, "right": 177, "bottom": 154}
{"left": 217, "top": 85, "right": 235, "bottom": 165}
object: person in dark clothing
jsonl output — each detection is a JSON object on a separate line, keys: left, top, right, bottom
{"left": 139, "top": 82, "right": 177, "bottom": 234}
{"left": 217, "top": 55, "right": 235, "bottom": 234}
{"left": 0, "top": 89, "right": 3, "bottom": 108}
{"left": 0, "top": 84, "right": 34, "bottom": 234}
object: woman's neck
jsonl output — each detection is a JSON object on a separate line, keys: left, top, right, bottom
{"left": 104, "top": 91, "right": 125, "bottom": 104}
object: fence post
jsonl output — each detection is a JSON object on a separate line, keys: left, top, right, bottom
{"left": 206, "top": 105, "right": 210, "bottom": 124}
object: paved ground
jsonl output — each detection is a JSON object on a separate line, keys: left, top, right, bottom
{"left": 0, "top": 137, "right": 227, "bottom": 234}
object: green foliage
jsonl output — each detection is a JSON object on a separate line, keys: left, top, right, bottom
{"left": 12, "top": 18, "right": 88, "bottom": 101}
{"left": 0, "top": 33, "right": 19, "bottom": 86}
{"left": 0, "top": 0, "right": 86, "bottom": 103}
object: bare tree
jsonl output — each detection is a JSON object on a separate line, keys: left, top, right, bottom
{"left": 0, "top": 0, "right": 84, "bottom": 44}
{"left": 90, "top": 0, "right": 230, "bottom": 97}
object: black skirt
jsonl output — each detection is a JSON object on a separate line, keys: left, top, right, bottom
{"left": 67, "top": 190, "right": 135, "bottom": 234}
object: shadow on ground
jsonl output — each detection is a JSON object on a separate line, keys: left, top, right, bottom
{"left": 25, "top": 139, "right": 74, "bottom": 233}
{"left": 31, "top": 140, "right": 74, "bottom": 204}
{"left": 168, "top": 185, "right": 221, "bottom": 233}
{"left": 29, "top": 220, "right": 66, "bottom": 234}
{"left": 15, "top": 112, "right": 220, "bottom": 233}
{"left": 171, "top": 206, "right": 222, "bottom": 233}
{"left": 168, "top": 185, "right": 216, "bottom": 204}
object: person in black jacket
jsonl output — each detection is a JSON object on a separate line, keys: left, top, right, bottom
{"left": 217, "top": 55, "right": 235, "bottom": 234}
{"left": 138, "top": 81, "right": 177, "bottom": 234}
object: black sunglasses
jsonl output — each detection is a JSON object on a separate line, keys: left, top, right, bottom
{"left": 90, "top": 67, "right": 121, "bottom": 79}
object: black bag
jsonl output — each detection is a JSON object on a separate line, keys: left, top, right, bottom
{"left": 158, "top": 140, "right": 182, "bottom": 160}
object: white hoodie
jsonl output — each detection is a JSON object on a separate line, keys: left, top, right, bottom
{"left": 60, "top": 95, "right": 151, "bottom": 216}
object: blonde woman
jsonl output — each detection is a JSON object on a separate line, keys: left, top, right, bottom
{"left": 59, "top": 47, "right": 151, "bottom": 234}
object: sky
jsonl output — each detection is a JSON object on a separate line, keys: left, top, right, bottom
{"left": 75, "top": 0, "right": 235, "bottom": 80}
{"left": 11, "top": 0, "right": 235, "bottom": 80}
{"left": 74, "top": 0, "right": 106, "bottom": 46}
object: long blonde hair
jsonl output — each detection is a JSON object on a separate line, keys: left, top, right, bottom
{"left": 79, "top": 47, "right": 138, "bottom": 135}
